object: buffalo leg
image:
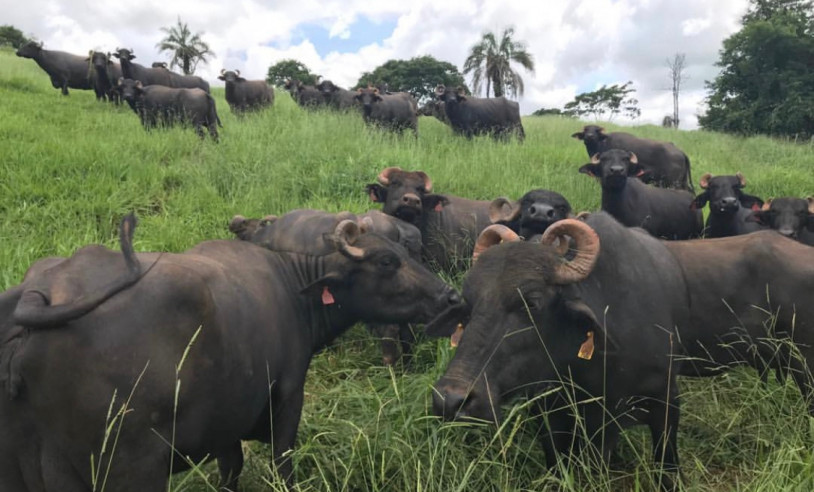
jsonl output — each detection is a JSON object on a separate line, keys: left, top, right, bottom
{"left": 648, "top": 396, "right": 680, "bottom": 491}
{"left": 271, "top": 384, "right": 305, "bottom": 485}
{"left": 398, "top": 323, "right": 415, "bottom": 366}
{"left": 216, "top": 441, "right": 243, "bottom": 492}
{"left": 788, "top": 348, "right": 814, "bottom": 415}
{"left": 536, "top": 400, "right": 578, "bottom": 469}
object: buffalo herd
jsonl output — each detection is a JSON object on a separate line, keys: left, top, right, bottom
{"left": 5, "top": 40, "right": 814, "bottom": 492}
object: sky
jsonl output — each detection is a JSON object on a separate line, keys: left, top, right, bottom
{"left": 5, "top": 0, "right": 751, "bottom": 129}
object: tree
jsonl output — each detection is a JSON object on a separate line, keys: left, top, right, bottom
{"left": 699, "top": 0, "right": 814, "bottom": 138}
{"left": 564, "top": 82, "right": 642, "bottom": 121}
{"left": 156, "top": 17, "right": 214, "bottom": 75}
{"left": 462, "top": 27, "right": 534, "bottom": 98}
{"left": 665, "top": 53, "right": 687, "bottom": 129}
{"left": 355, "top": 56, "right": 467, "bottom": 103}
{"left": 0, "top": 25, "right": 31, "bottom": 49}
{"left": 531, "top": 107, "right": 573, "bottom": 117}
{"left": 266, "top": 59, "right": 320, "bottom": 87}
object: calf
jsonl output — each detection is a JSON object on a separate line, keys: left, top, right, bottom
{"left": 572, "top": 125, "right": 693, "bottom": 190}
{"left": 691, "top": 172, "right": 766, "bottom": 238}
{"left": 488, "top": 189, "right": 572, "bottom": 240}
{"left": 435, "top": 84, "right": 524, "bottom": 141}
{"left": 366, "top": 167, "right": 493, "bottom": 272}
{"left": 218, "top": 69, "right": 274, "bottom": 114}
{"left": 15, "top": 41, "right": 92, "bottom": 95}
{"left": 750, "top": 197, "right": 814, "bottom": 246}
{"left": 418, "top": 100, "right": 449, "bottom": 125}
{"left": 355, "top": 87, "right": 418, "bottom": 136}
{"left": 316, "top": 80, "right": 358, "bottom": 110}
{"left": 580, "top": 149, "right": 702, "bottom": 239}
{"left": 87, "top": 51, "right": 122, "bottom": 102}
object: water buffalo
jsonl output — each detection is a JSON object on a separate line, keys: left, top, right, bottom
{"left": 355, "top": 87, "right": 418, "bottom": 136}
{"left": 572, "top": 125, "right": 693, "bottom": 191}
{"left": 151, "top": 61, "right": 168, "bottom": 69}
{"left": 112, "top": 48, "right": 210, "bottom": 93}
{"left": 750, "top": 197, "right": 814, "bottom": 245}
{"left": 434, "top": 84, "right": 524, "bottom": 141}
{"left": 316, "top": 80, "right": 358, "bottom": 110}
{"left": 228, "top": 209, "right": 425, "bottom": 366}
{"left": 87, "top": 51, "right": 122, "bottom": 103}
{"left": 366, "top": 167, "right": 493, "bottom": 272}
{"left": 691, "top": 172, "right": 765, "bottom": 238}
{"left": 488, "top": 189, "right": 572, "bottom": 240}
{"left": 15, "top": 41, "right": 92, "bottom": 95}
{"left": 0, "top": 214, "right": 459, "bottom": 490}
{"left": 284, "top": 79, "right": 324, "bottom": 108}
{"left": 418, "top": 100, "right": 449, "bottom": 125}
{"left": 580, "top": 149, "right": 702, "bottom": 239}
{"left": 118, "top": 78, "right": 221, "bottom": 141}
{"left": 218, "top": 69, "right": 274, "bottom": 114}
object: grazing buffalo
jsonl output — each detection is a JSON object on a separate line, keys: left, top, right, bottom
{"left": 428, "top": 212, "right": 814, "bottom": 488}
{"left": 113, "top": 48, "right": 210, "bottom": 93}
{"left": 580, "top": 149, "right": 702, "bottom": 239}
{"left": 229, "top": 209, "right": 424, "bottom": 366}
{"left": 750, "top": 197, "right": 814, "bottom": 245}
{"left": 316, "top": 80, "right": 357, "bottom": 110}
{"left": 118, "top": 78, "right": 221, "bottom": 141}
{"left": 691, "top": 172, "right": 765, "bottom": 238}
{"left": 218, "top": 69, "right": 274, "bottom": 114}
{"left": 355, "top": 87, "right": 418, "bottom": 136}
{"left": 15, "top": 41, "right": 92, "bottom": 95}
{"left": 418, "top": 100, "right": 449, "bottom": 125}
{"left": 572, "top": 125, "right": 693, "bottom": 191}
{"left": 434, "top": 84, "right": 524, "bottom": 141}
{"left": 488, "top": 189, "right": 572, "bottom": 240}
{"left": 87, "top": 51, "right": 122, "bottom": 103}
{"left": 0, "top": 214, "right": 459, "bottom": 490}
{"left": 366, "top": 167, "right": 493, "bottom": 272}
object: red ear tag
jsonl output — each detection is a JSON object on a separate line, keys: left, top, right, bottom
{"left": 369, "top": 190, "right": 379, "bottom": 202}
{"left": 751, "top": 203, "right": 760, "bottom": 211}
{"left": 434, "top": 202, "right": 443, "bottom": 212}
{"left": 321, "top": 286, "right": 335, "bottom": 305}
{"left": 578, "top": 331, "right": 595, "bottom": 360}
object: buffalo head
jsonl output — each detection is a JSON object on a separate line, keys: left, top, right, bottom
{"left": 15, "top": 41, "right": 44, "bottom": 59}
{"left": 87, "top": 51, "right": 112, "bottom": 71}
{"left": 355, "top": 87, "right": 383, "bottom": 114}
{"left": 427, "top": 219, "right": 602, "bottom": 422}
{"left": 434, "top": 84, "right": 468, "bottom": 107}
{"left": 749, "top": 197, "right": 814, "bottom": 239}
{"left": 218, "top": 69, "right": 244, "bottom": 83}
{"left": 692, "top": 172, "right": 763, "bottom": 214}
{"left": 578, "top": 149, "right": 644, "bottom": 190}
{"left": 117, "top": 78, "right": 144, "bottom": 104}
{"left": 112, "top": 48, "right": 136, "bottom": 61}
{"left": 489, "top": 189, "right": 572, "bottom": 239}
{"left": 365, "top": 167, "right": 449, "bottom": 227}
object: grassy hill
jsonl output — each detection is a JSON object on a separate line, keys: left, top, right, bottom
{"left": 2, "top": 46, "right": 814, "bottom": 491}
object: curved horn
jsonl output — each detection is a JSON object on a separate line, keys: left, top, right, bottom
{"left": 736, "top": 171, "right": 746, "bottom": 187}
{"left": 228, "top": 215, "right": 246, "bottom": 233}
{"left": 488, "top": 197, "right": 521, "bottom": 223}
{"left": 540, "top": 219, "right": 600, "bottom": 285}
{"left": 417, "top": 171, "right": 432, "bottom": 192}
{"left": 699, "top": 172, "right": 712, "bottom": 189}
{"left": 333, "top": 220, "right": 365, "bottom": 260}
{"left": 260, "top": 214, "right": 278, "bottom": 226}
{"left": 220, "top": 68, "right": 226, "bottom": 75}
{"left": 377, "top": 167, "right": 402, "bottom": 186}
{"left": 235, "top": 69, "right": 240, "bottom": 76}
{"left": 13, "top": 214, "right": 143, "bottom": 327}
{"left": 590, "top": 153, "right": 601, "bottom": 164}
{"left": 761, "top": 198, "right": 773, "bottom": 211}
{"left": 629, "top": 152, "right": 638, "bottom": 164}
{"left": 473, "top": 225, "right": 520, "bottom": 261}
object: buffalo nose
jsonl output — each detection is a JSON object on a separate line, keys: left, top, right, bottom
{"left": 721, "top": 197, "right": 737, "bottom": 207}
{"left": 401, "top": 194, "right": 421, "bottom": 208}
{"left": 432, "top": 386, "right": 468, "bottom": 420}
{"left": 609, "top": 165, "right": 625, "bottom": 176}
{"left": 446, "top": 289, "right": 461, "bottom": 306}
{"left": 529, "top": 204, "right": 555, "bottom": 219}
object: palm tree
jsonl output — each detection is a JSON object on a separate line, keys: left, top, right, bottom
{"left": 463, "top": 27, "right": 535, "bottom": 98}
{"left": 156, "top": 17, "right": 214, "bottom": 75}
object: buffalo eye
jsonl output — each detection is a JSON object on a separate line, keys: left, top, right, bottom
{"left": 377, "top": 254, "right": 401, "bottom": 271}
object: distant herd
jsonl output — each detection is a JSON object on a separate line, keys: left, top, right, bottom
{"left": 4, "top": 40, "right": 814, "bottom": 492}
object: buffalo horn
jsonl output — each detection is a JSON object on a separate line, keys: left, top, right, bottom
{"left": 473, "top": 224, "right": 520, "bottom": 261}
{"left": 260, "top": 214, "right": 278, "bottom": 226}
{"left": 228, "top": 215, "right": 246, "bottom": 233}
{"left": 629, "top": 152, "right": 638, "bottom": 164}
{"left": 541, "top": 219, "right": 600, "bottom": 285}
{"left": 699, "top": 172, "right": 712, "bottom": 189}
{"left": 736, "top": 171, "right": 746, "bottom": 187}
{"left": 235, "top": 69, "right": 240, "bottom": 76}
{"left": 761, "top": 198, "right": 773, "bottom": 211}
{"left": 220, "top": 68, "right": 226, "bottom": 75}
{"left": 488, "top": 197, "right": 520, "bottom": 224}
{"left": 377, "top": 166, "right": 403, "bottom": 186}
{"left": 808, "top": 197, "right": 814, "bottom": 214}
{"left": 590, "top": 153, "right": 601, "bottom": 164}
{"left": 333, "top": 220, "right": 365, "bottom": 260}
{"left": 435, "top": 84, "right": 445, "bottom": 95}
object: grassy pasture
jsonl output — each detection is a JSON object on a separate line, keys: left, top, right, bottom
{"left": 2, "top": 46, "right": 814, "bottom": 491}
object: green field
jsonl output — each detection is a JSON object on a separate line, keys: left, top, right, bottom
{"left": 2, "top": 46, "right": 814, "bottom": 491}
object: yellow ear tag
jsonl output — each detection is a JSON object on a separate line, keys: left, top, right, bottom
{"left": 578, "top": 331, "right": 595, "bottom": 360}
{"left": 450, "top": 323, "right": 465, "bottom": 348}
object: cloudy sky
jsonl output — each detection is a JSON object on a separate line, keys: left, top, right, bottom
{"left": 8, "top": 0, "right": 750, "bottom": 128}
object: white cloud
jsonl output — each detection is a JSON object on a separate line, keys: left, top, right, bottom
{"left": 5, "top": 0, "right": 750, "bottom": 129}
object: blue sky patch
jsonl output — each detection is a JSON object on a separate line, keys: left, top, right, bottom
{"left": 290, "top": 17, "right": 397, "bottom": 57}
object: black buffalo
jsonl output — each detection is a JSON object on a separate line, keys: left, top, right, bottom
{"left": 750, "top": 197, "right": 814, "bottom": 245}
{"left": 434, "top": 84, "right": 524, "bottom": 141}
{"left": 488, "top": 189, "right": 572, "bottom": 240}
{"left": 151, "top": 61, "right": 168, "bottom": 69}
{"left": 366, "top": 167, "right": 493, "bottom": 272}
{"left": 418, "top": 100, "right": 449, "bottom": 125}
{"left": 87, "top": 51, "right": 122, "bottom": 103}
{"left": 284, "top": 79, "right": 325, "bottom": 108}
{"left": 118, "top": 78, "right": 221, "bottom": 141}
{"left": 580, "top": 149, "right": 702, "bottom": 239}
{"left": 15, "top": 41, "right": 92, "bottom": 95}
{"left": 113, "top": 48, "right": 210, "bottom": 93}
{"left": 355, "top": 87, "right": 418, "bottom": 136}
{"left": 316, "top": 80, "right": 358, "bottom": 110}
{"left": 572, "top": 125, "right": 693, "bottom": 190}
{"left": 691, "top": 172, "right": 765, "bottom": 238}
{"left": 0, "top": 214, "right": 458, "bottom": 490}
{"left": 218, "top": 69, "right": 274, "bottom": 114}
{"left": 228, "top": 209, "right": 425, "bottom": 366}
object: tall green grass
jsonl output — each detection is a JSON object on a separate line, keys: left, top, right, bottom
{"left": 2, "top": 46, "right": 814, "bottom": 491}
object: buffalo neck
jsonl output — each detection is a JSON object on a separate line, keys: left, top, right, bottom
{"left": 584, "top": 139, "right": 605, "bottom": 157}
{"left": 600, "top": 178, "right": 638, "bottom": 217}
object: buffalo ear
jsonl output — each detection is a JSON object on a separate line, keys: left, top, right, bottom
{"left": 217, "top": 75, "right": 225, "bottom": 81}
{"left": 560, "top": 297, "right": 611, "bottom": 353}
{"left": 691, "top": 192, "right": 709, "bottom": 211}
{"left": 746, "top": 210, "right": 766, "bottom": 224}
{"left": 571, "top": 131, "right": 585, "bottom": 140}
{"left": 423, "top": 194, "right": 450, "bottom": 212}
{"left": 424, "top": 303, "right": 470, "bottom": 338}
{"left": 366, "top": 184, "right": 387, "bottom": 203}
{"left": 300, "top": 271, "right": 345, "bottom": 297}
{"left": 629, "top": 163, "right": 645, "bottom": 177}
{"left": 739, "top": 193, "right": 764, "bottom": 210}
{"left": 578, "top": 163, "right": 600, "bottom": 178}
